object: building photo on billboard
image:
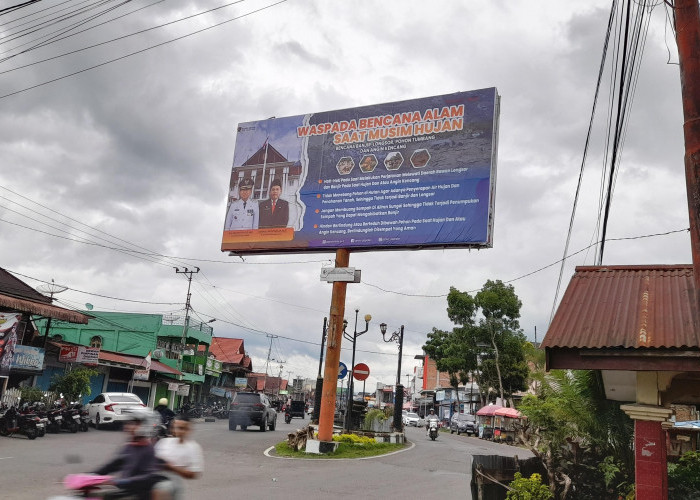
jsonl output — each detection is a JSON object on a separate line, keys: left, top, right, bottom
{"left": 221, "top": 87, "right": 500, "bottom": 255}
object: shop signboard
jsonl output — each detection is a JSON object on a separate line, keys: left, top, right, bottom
{"left": 235, "top": 377, "right": 247, "bottom": 388}
{"left": 10, "top": 345, "right": 44, "bottom": 372}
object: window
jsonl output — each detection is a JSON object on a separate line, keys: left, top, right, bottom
{"left": 90, "top": 336, "right": 102, "bottom": 348}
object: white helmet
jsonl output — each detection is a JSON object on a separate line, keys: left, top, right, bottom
{"left": 158, "top": 398, "right": 168, "bottom": 406}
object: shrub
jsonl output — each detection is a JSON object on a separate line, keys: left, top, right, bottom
{"left": 506, "top": 473, "right": 552, "bottom": 500}
{"left": 20, "top": 386, "right": 45, "bottom": 403}
{"left": 363, "top": 408, "right": 388, "bottom": 430}
{"left": 332, "top": 433, "right": 376, "bottom": 444}
{"left": 669, "top": 450, "right": 700, "bottom": 499}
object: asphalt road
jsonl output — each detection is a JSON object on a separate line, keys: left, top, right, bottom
{"left": 1, "top": 418, "right": 532, "bottom": 499}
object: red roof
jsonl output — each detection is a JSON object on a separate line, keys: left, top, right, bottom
{"left": 209, "top": 337, "right": 246, "bottom": 364}
{"left": 97, "top": 350, "right": 181, "bottom": 376}
{"left": 242, "top": 143, "right": 288, "bottom": 166}
{"left": 543, "top": 265, "right": 698, "bottom": 350}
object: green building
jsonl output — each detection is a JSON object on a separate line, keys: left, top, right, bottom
{"left": 34, "top": 311, "right": 215, "bottom": 407}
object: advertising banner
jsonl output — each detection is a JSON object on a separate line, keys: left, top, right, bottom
{"left": 10, "top": 345, "right": 44, "bottom": 372}
{"left": 221, "top": 88, "right": 499, "bottom": 254}
{"left": 59, "top": 346, "right": 99, "bottom": 366}
{"left": 234, "top": 377, "right": 247, "bottom": 388}
{"left": 133, "top": 369, "right": 150, "bottom": 381}
{"left": 0, "top": 311, "right": 22, "bottom": 377}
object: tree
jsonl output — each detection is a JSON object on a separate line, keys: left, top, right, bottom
{"left": 49, "top": 366, "right": 98, "bottom": 402}
{"left": 423, "top": 281, "right": 528, "bottom": 408}
{"left": 517, "top": 370, "right": 634, "bottom": 499}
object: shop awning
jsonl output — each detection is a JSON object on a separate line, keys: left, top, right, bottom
{"left": 97, "top": 351, "right": 181, "bottom": 376}
{"left": 0, "top": 292, "right": 90, "bottom": 323}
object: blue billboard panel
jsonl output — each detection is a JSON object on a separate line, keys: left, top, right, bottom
{"left": 221, "top": 88, "right": 499, "bottom": 254}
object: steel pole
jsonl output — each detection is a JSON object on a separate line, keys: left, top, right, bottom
{"left": 318, "top": 249, "right": 350, "bottom": 442}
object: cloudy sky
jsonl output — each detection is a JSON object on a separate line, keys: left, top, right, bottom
{"left": 0, "top": 1, "right": 691, "bottom": 390}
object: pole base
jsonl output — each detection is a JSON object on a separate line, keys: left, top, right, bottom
{"left": 305, "top": 439, "right": 339, "bottom": 454}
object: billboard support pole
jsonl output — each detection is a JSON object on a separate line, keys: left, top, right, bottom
{"left": 318, "top": 248, "right": 350, "bottom": 442}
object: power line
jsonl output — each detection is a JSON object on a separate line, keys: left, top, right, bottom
{"left": 0, "top": 0, "right": 290, "bottom": 100}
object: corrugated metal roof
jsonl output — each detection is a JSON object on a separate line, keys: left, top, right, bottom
{"left": 542, "top": 265, "right": 698, "bottom": 349}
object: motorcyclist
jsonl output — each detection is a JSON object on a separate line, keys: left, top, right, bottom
{"left": 425, "top": 408, "right": 439, "bottom": 437}
{"left": 155, "top": 398, "right": 175, "bottom": 427}
{"left": 91, "top": 411, "right": 165, "bottom": 499}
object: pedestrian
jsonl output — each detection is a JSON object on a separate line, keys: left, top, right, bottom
{"left": 152, "top": 414, "right": 204, "bottom": 500}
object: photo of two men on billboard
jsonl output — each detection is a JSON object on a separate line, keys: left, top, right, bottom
{"left": 223, "top": 177, "right": 292, "bottom": 241}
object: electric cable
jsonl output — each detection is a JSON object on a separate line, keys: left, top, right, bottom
{"left": 0, "top": 0, "right": 290, "bottom": 100}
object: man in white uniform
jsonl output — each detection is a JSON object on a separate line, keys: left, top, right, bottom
{"left": 225, "top": 178, "right": 258, "bottom": 230}
{"left": 153, "top": 415, "right": 204, "bottom": 500}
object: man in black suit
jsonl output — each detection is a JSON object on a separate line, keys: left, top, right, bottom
{"left": 259, "top": 179, "right": 289, "bottom": 228}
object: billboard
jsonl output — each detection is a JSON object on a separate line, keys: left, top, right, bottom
{"left": 221, "top": 88, "right": 499, "bottom": 254}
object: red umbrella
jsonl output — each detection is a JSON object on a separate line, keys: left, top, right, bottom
{"left": 476, "top": 404, "right": 503, "bottom": 416}
{"left": 494, "top": 407, "right": 522, "bottom": 418}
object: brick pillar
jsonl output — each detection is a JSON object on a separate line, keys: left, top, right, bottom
{"left": 621, "top": 404, "right": 673, "bottom": 500}
{"left": 635, "top": 420, "right": 668, "bottom": 500}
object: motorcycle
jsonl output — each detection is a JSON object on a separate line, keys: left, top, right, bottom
{"left": 23, "top": 403, "right": 47, "bottom": 437}
{"left": 0, "top": 405, "right": 40, "bottom": 439}
{"left": 76, "top": 404, "right": 90, "bottom": 432}
{"left": 60, "top": 404, "right": 81, "bottom": 433}
{"left": 284, "top": 407, "right": 291, "bottom": 424}
{"left": 45, "top": 401, "right": 64, "bottom": 433}
{"left": 428, "top": 419, "right": 439, "bottom": 441}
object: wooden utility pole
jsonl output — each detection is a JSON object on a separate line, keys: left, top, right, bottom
{"left": 677, "top": 0, "right": 700, "bottom": 312}
{"left": 317, "top": 249, "right": 349, "bottom": 442}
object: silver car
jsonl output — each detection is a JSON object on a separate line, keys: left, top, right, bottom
{"left": 85, "top": 392, "right": 150, "bottom": 429}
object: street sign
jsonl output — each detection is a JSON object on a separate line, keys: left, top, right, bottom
{"left": 353, "top": 363, "right": 370, "bottom": 381}
{"left": 338, "top": 362, "right": 348, "bottom": 379}
{"left": 320, "top": 267, "right": 361, "bottom": 283}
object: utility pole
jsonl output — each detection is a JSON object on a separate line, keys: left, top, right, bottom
{"left": 676, "top": 0, "right": 700, "bottom": 314}
{"left": 263, "top": 334, "right": 277, "bottom": 394}
{"left": 175, "top": 267, "right": 199, "bottom": 372}
{"left": 37, "top": 279, "right": 67, "bottom": 348}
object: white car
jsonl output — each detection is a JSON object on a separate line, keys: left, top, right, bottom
{"left": 402, "top": 412, "right": 421, "bottom": 426}
{"left": 85, "top": 392, "right": 150, "bottom": 429}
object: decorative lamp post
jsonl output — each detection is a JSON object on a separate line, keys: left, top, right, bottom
{"left": 312, "top": 318, "right": 328, "bottom": 423}
{"left": 343, "top": 309, "right": 371, "bottom": 431}
{"left": 380, "top": 323, "right": 404, "bottom": 432}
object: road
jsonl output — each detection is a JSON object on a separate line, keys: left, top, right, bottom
{"left": 1, "top": 418, "right": 532, "bottom": 499}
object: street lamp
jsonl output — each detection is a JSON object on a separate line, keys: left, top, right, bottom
{"left": 343, "top": 309, "right": 371, "bottom": 431}
{"left": 380, "top": 323, "right": 404, "bottom": 432}
{"left": 312, "top": 318, "right": 328, "bottom": 423}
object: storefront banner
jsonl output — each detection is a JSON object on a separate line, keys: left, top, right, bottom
{"left": 10, "top": 345, "right": 44, "bottom": 372}
{"left": 177, "top": 385, "right": 190, "bottom": 396}
{"left": 234, "top": 377, "right": 248, "bottom": 388}
{"left": 168, "top": 382, "right": 179, "bottom": 391}
{"left": 59, "top": 345, "right": 99, "bottom": 365}
{"left": 133, "top": 369, "right": 150, "bottom": 381}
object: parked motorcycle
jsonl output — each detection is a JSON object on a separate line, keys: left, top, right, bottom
{"left": 23, "top": 403, "right": 47, "bottom": 437}
{"left": 75, "top": 403, "right": 90, "bottom": 432}
{"left": 0, "top": 405, "right": 40, "bottom": 439}
{"left": 60, "top": 404, "right": 81, "bottom": 433}
{"left": 428, "top": 419, "right": 439, "bottom": 441}
{"left": 45, "top": 401, "right": 64, "bottom": 433}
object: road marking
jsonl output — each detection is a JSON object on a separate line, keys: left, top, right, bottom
{"left": 0, "top": 457, "right": 13, "bottom": 460}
